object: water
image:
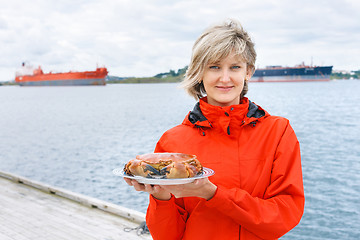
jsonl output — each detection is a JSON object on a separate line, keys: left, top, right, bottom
{"left": 0, "top": 81, "right": 359, "bottom": 239}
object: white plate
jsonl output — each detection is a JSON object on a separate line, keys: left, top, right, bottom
{"left": 113, "top": 167, "right": 215, "bottom": 185}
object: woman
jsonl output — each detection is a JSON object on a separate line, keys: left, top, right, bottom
{"left": 125, "top": 19, "right": 305, "bottom": 240}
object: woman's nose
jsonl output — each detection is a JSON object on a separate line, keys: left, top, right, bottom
{"left": 220, "top": 69, "right": 230, "bottom": 82}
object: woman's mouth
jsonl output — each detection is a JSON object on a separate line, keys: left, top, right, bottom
{"left": 216, "top": 86, "right": 233, "bottom": 91}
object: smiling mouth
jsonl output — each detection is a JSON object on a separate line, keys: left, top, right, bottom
{"left": 216, "top": 86, "right": 233, "bottom": 90}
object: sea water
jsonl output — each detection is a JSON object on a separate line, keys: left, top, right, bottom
{"left": 0, "top": 81, "right": 359, "bottom": 239}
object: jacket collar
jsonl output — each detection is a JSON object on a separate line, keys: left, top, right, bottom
{"left": 183, "top": 97, "right": 268, "bottom": 128}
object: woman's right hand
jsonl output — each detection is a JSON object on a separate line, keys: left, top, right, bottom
{"left": 124, "top": 178, "right": 172, "bottom": 200}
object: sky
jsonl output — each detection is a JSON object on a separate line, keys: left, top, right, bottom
{"left": 0, "top": 0, "right": 359, "bottom": 81}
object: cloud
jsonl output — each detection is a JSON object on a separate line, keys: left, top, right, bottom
{"left": 0, "top": 0, "right": 359, "bottom": 81}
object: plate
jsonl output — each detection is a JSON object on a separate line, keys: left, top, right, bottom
{"left": 113, "top": 167, "right": 215, "bottom": 185}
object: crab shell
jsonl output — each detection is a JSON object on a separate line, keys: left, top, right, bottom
{"left": 123, "top": 153, "right": 203, "bottom": 179}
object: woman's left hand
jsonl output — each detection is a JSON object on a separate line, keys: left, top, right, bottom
{"left": 160, "top": 177, "right": 217, "bottom": 200}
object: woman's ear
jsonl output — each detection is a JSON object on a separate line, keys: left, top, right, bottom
{"left": 246, "top": 66, "right": 254, "bottom": 80}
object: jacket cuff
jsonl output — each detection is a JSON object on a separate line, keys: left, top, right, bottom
{"left": 205, "top": 185, "right": 242, "bottom": 209}
{"left": 205, "top": 185, "right": 224, "bottom": 207}
{"left": 149, "top": 194, "right": 175, "bottom": 210}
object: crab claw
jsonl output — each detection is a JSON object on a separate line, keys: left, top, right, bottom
{"left": 123, "top": 160, "right": 135, "bottom": 176}
{"left": 161, "top": 162, "right": 200, "bottom": 179}
{"left": 123, "top": 159, "right": 148, "bottom": 177}
{"left": 143, "top": 164, "right": 162, "bottom": 177}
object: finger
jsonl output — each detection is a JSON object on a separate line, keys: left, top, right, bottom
{"left": 123, "top": 178, "right": 133, "bottom": 186}
{"left": 153, "top": 185, "right": 163, "bottom": 191}
{"left": 147, "top": 184, "right": 165, "bottom": 194}
{"left": 159, "top": 185, "right": 172, "bottom": 192}
{"left": 132, "top": 181, "right": 146, "bottom": 191}
{"left": 144, "top": 184, "right": 155, "bottom": 193}
{"left": 192, "top": 178, "right": 208, "bottom": 186}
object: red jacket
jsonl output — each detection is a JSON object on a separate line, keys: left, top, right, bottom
{"left": 146, "top": 97, "right": 304, "bottom": 240}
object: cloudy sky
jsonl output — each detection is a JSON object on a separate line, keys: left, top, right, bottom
{"left": 0, "top": 0, "right": 359, "bottom": 81}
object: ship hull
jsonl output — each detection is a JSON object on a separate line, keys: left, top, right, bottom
{"left": 18, "top": 78, "right": 106, "bottom": 86}
{"left": 250, "top": 66, "right": 333, "bottom": 82}
{"left": 15, "top": 67, "right": 108, "bottom": 86}
{"left": 250, "top": 75, "right": 331, "bottom": 82}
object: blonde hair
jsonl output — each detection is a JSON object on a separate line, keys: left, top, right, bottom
{"left": 182, "top": 19, "right": 257, "bottom": 100}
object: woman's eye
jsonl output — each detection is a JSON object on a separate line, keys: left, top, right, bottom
{"left": 209, "top": 66, "right": 219, "bottom": 69}
{"left": 231, "top": 66, "right": 241, "bottom": 69}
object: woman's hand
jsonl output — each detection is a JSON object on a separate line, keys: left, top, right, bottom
{"left": 124, "top": 177, "right": 217, "bottom": 201}
{"left": 161, "top": 178, "right": 217, "bottom": 200}
{"left": 123, "top": 178, "right": 172, "bottom": 200}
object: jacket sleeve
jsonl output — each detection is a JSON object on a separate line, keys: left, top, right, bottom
{"left": 205, "top": 121, "right": 305, "bottom": 239}
{"left": 145, "top": 142, "right": 189, "bottom": 240}
{"left": 146, "top": 195, "right": 188, "bottom": 240}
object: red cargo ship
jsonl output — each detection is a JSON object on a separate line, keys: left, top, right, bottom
{"left": 15, "top": 63, "right": 108, "bottom": 86}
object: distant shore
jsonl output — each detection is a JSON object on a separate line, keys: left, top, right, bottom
{"left": 106, "top": 75, "right": 183, "bottom": 84}
{"left": 1, "top": 72, "right": 359, "bottom": 86}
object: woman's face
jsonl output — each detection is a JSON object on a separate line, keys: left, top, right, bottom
{"left": 202, "top": 52, "right": 251, "bottom": 107}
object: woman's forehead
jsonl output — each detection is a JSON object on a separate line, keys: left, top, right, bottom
{"left": 207, "top": 53, "right": 246, "bottom": 64}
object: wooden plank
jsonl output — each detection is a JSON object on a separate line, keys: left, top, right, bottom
{"left": 0, "top": 170, "right": 146, "bottom": 223}
{"left": 0, "top": 171, "right": 152, "bottom": 240}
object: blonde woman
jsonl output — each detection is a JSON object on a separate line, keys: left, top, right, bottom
{"left": 125, "top": 19, "right": 304, "bottom": 240}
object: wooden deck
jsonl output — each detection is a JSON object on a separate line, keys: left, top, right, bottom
{"left": 0, "top": 171, "right": 152, "bottom": 240}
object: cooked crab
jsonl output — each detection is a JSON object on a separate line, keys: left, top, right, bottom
{"left": 123, "top": 153, "right": 203, "bottom": 179}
